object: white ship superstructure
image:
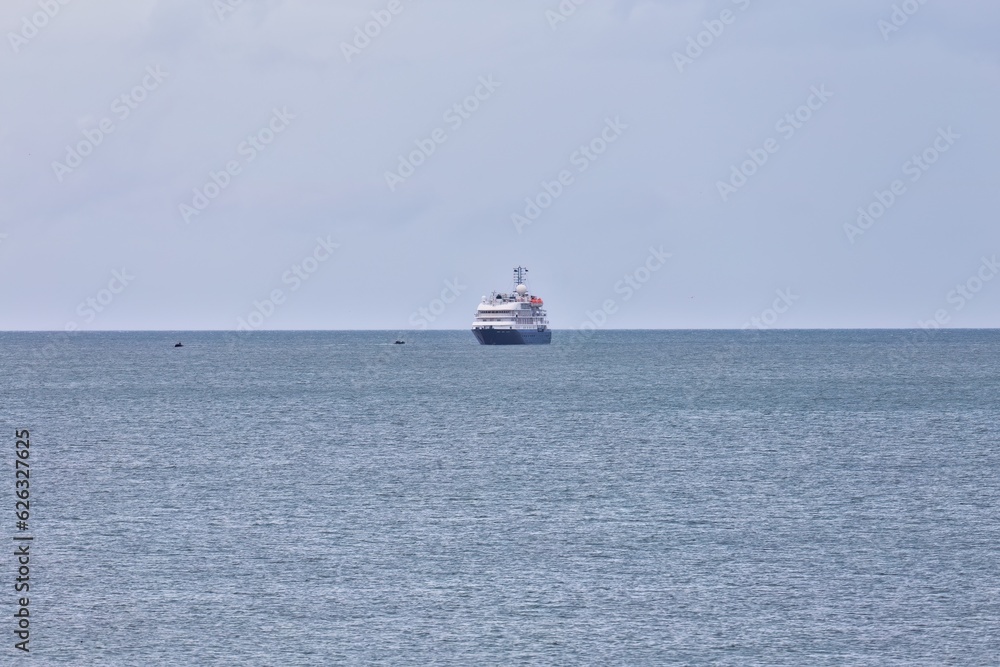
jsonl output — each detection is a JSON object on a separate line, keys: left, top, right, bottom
{"left": 472, "top": 267, "right": 551, "bottom": 345}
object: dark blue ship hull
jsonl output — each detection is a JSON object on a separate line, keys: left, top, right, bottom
{"left": 473, "top": 328, "right": 551, "bottom": 345}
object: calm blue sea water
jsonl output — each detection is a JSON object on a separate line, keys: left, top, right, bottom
{"left": 2, "top": 330, "right": 999, "bottom": 665}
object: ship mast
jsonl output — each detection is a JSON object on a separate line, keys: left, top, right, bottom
{"left": 513, "top": 266, "right": 528, "bottom": 292}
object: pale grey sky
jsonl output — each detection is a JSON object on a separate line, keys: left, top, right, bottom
{"left": 1, "top": 0, "right": 998, "bottom": 330}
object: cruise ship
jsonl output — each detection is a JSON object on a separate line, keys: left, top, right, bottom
{"left": 472, "top": 267, "right": 551, "bottom": 345}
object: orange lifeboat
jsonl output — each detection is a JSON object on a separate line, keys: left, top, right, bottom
{"left": 530, "top": 296, "right": 543, "bottom": 306}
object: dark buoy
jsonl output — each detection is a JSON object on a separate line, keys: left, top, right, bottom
{"left": 174, "top": 342, "right": 183, "bottom": 348}
{"left": 394, "top": 340, "right": 405, "bottom": 345}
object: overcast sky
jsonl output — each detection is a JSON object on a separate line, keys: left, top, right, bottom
{"left": 1, "top": 0, "right": 998, "bottom": 330}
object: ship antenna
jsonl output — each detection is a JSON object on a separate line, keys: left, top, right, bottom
{"left": 513, "top": 266, "right": 528, "bottom": 291}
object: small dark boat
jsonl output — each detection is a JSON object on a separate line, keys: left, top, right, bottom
{"left": 394, "top": 340, "right": 405, "bottom": 345}
{"left": 174, "top": 342, "right": 183, "bottom": 348}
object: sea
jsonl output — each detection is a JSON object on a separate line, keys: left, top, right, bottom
{"left": 1, "top": 330, "right": 998, "bottom": 665}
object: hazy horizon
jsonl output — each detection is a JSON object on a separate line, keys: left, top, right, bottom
{"left": 4, "top": 328, "right": 996, "bottom": 333}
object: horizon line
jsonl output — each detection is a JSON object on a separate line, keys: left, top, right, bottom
{"left": 1, "top": 328, "right": 997, "bottom": 333}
